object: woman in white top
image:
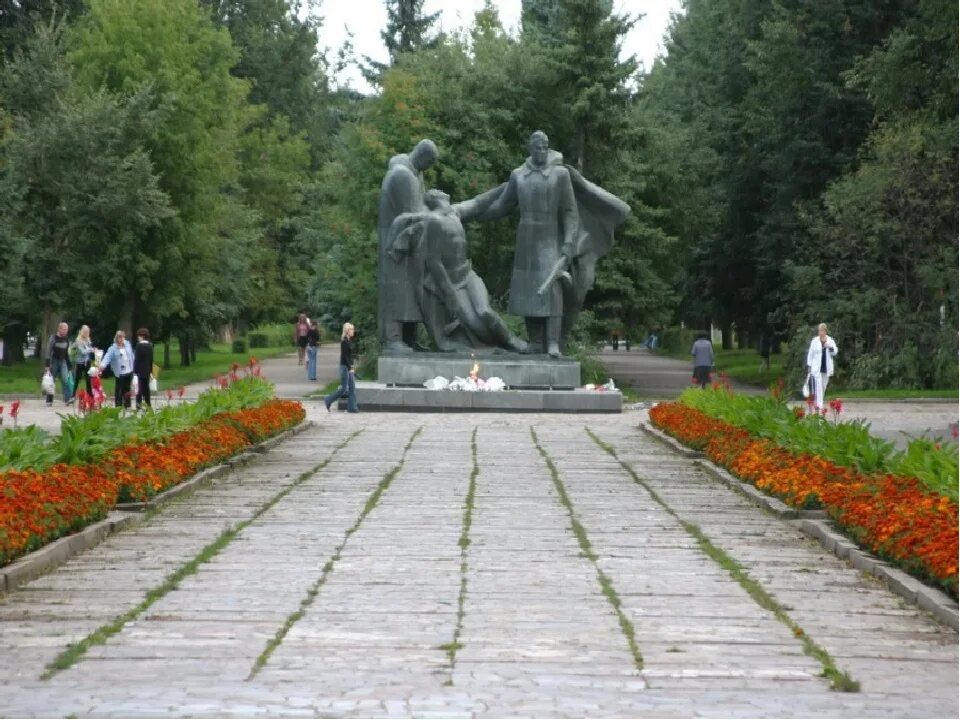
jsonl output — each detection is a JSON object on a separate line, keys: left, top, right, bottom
{"left": 806, "top": 323, "right": 838, "bottom": 411}
{"left": 100, "top": 330, "right": 136, "bottom": 408}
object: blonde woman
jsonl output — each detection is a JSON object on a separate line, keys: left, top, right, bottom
{"left": 323, "top": 322, "right": 359, "bottom": 413}
{"left": 100, "top": 330, "right": 135, "bottom": 408}
{"left": 72, "top": 324, "right": 96, "bottom": 396}
{"left": 806, "top": 323, "right": 838, "bottom": 411}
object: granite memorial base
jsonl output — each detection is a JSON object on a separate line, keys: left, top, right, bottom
{"left": 378, "top": 353, "right": 581, "bottom": 389}
{"left": 345, "top": 382, "right": 621, "bottom": 413}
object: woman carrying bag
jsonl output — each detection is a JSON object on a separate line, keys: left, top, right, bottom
{"left": 100, "top": 330, "right": 135, "bottom": 408}
{"left": 71, "top": 325, "right": 96, "bottom": 397}
{"left": 805, "top": 323, "right": 838, "bottom": 411}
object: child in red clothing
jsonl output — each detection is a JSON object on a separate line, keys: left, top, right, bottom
{"left": 88, "top": 366, "right": 107, "bottom": 408}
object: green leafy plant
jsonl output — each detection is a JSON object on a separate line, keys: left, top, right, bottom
{"left": 680, "top": 387, "right": 958, "bottom": 500}
{"left": 0, "top": 374, "right": 276, "bottom": 473}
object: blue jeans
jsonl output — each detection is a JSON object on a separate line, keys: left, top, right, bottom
{"left": 324, "top": 365, "right": 358, "bottom": 412}
{"left": 51, "top": 357, "right": 72, "bottom": 402}
{"left": 306, "top": 345, "right": 318, "bottom": 381}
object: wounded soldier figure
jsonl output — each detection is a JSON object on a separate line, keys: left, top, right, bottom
{"left": 388, "top": 189, "right": 528, "bottom": 354}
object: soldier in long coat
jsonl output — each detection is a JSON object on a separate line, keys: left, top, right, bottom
{"left": 478, "top": 131, "right": 579, "bottom": 357}
{"left": 376, "top": 139, "right": 438, "bottom": 352}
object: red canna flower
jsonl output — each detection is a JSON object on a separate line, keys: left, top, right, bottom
{"left": 10, "top": 400, "right": 20, "bottom": 427}
{"left": 178, "top": 387, "right": 185, "bottom": 399}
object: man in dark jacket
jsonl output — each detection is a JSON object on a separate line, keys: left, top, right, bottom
{"left": 47, "top": 322, "right": 73, "bottom": 404}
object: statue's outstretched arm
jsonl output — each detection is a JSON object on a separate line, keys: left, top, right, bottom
{"left": 475, "top": 172, "right": 518, "bottom": 222}
{"left": 454, "top": 183, "right": 507, "bottom": 222}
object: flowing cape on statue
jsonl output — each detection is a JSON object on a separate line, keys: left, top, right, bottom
{"left": 474, "top": 165, "right": 629, "bottom": 341}
{"left": 563, "top": 166, "right": 631, "bottom": 308}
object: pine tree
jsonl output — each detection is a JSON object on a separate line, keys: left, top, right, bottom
{"left": 381, "top": 0, "right": 440, "bottom": 60}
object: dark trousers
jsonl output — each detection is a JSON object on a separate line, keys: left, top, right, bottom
{"left": 74, "top": 362, "right": 92, "bottom": 396}
{"left": 135, "top": 372, "right": 151, "bottom": 408}
{"left": 693, "top": 365, "right": 711, "bottom": 389}
{"left": 115, "top": 373, "right": 133, "bottom": 408}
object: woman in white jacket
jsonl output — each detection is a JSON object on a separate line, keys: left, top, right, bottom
{"left": 806, "top": 323, "right": 838, "bottom": 411}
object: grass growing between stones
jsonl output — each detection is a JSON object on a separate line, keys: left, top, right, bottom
{"left": 440, "top": 426, "right": 479, "bottom": 684}
{"left": 42, "top": 429, "right": 362, "bottom": 680}
{"left": 529, "top": 426, "right": 644, "bottom": 673}
{"left": 586, "top": 428, "right": 860, "bottom": 693}
{"left": 248, "top": 426, "right": 423, "bottom": 680}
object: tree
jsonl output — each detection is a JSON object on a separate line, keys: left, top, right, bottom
{"left": 782, "top": 0, "right": 958, "bottom": 388}
{"left": 382, "top": 0, "right": 439, "bottom": 60}
{"left": 68, "top": 0, "right": 253, "bottom": 360}
{"left": 0, "top": 18, "right": 172, "bottom": 352}
{"left": 0, "top": 0, "right": 84, "bottom": 61}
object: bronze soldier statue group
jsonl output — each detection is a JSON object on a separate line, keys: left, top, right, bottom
{"left": 377, "top": 132, "right": 630, "bottom": 359}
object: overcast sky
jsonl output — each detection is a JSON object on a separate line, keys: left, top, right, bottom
{"left": 315, "top": 0, "right": 683, "bottom": 93}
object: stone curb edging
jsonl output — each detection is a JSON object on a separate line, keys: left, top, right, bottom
{"left": 797, "top": 517, "right": 959, "bottom": 630}
{"left": 0, "top": 419, "right": 313, "bottom": 595}
{"left": 639, "top": 420, "right": 959, "bottom": 631}
{"left": 114, "top": 421, "right": 313, "bottom": 512}
{"left": 637, "top": 421, "right": 705, "bottom": 459}
{"left": 0, "top": 512, "right": 139, "bottom": 595}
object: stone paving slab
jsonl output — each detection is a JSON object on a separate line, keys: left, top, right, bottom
{"left": 0, "top": 409, "right": 955, "bottom": 717}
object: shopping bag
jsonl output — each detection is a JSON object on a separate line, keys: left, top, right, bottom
{"left": 149, "top": 375, "right": 158, "bottom": 393}
{"left": 801, "top": 374, "right": 811, "bottom": 399}
{"left": 152, "top": 363, "right": 161, "bottom": 378}
{"left": 131, "top": 374, "right": 139, "bottom": 396}
{"left": 65, "top": 372, "right": 75, "bottom": 396}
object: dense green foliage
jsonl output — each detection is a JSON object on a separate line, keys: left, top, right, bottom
{"left": 680, "top": 387, "right": 958, "bottom": 501}
{"left": 646, "top": 0, "right": 957, "bottom": 388}
{"left": 0, "top": 0, "right": 954, "bottom": 389}
{"left": 0, "top": 374, "right": 274, "bottom": 471}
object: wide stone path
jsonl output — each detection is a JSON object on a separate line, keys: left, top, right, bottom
{"left": 0, "top": 409, "right": 956, "bottom": 717}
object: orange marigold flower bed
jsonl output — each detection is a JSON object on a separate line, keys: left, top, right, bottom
{"left": 0, "top": 399, "right": 304, "bottom": 566}
{"left": 650, "top": 402, "right": 959, "bottom": 597}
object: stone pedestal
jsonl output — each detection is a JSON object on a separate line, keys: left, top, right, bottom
{"left": 349, "top": 382, "right": 621, "bottom": 413}
{"left": 378, "top": 353, "right": 580, "bottom": 389}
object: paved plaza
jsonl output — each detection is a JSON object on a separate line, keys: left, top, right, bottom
{"left": 0, "top": 406, "right": 957, "bottom": 717}
{"left": 0, "top": 350, "right": 957, "bottom": 717}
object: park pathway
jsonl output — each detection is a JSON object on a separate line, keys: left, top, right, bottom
{"left": 0, "top": 408, "right": 956, "bottom": 717}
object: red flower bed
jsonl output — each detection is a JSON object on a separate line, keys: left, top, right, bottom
{"left": 0, "top": 399, "right": 304, "bottom": 566}
{"left": 650, "top": 402, "right": 959, "bottom": 597}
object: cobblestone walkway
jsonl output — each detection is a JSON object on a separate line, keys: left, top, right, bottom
{"left": 0, "top": 409, "right": 956, "bottom": 717}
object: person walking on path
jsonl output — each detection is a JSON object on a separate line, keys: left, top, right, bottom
{"left": 691, "top": 333, "right": 714, "bottom": 389}
{"left": 100, "top": 330, "right": 135, "bottom": 409}
{"left": 46, "top": 322, "right": 73, "bottom": 405}
{"left": 293, "top": 313, "right": 310, "bottom": 366}
{"left": 71, "top": 325, "right": 96, "bottom": 397}
{"left": 324, "top": 322, "right": 359, "bottom": 413}
{"left": 133, "top": 328, "right": 153, "bottom": 409}
{"left": 305, "top": 321, "right": 321, "bottom": 381}
{"left": 806, "top": 322, "right": 838, "bottom": 411}
{"left": 758, "top": 331, "right": 771, "bottom": 374}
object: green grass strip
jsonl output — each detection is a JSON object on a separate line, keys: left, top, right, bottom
{"left": 440, "top": 426, "right": 479, "bottom": 683}
{"left": 42, "top": 428, "right": 362, "bottom": 680}
{"left": 529, "top": 427, "right": 644, "bottom": 672}
{"left": 248, "top": 426, "right": 423, "bottom": 679}
{"left": 587, "top": 428, "right": 859, "bottom": 692}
